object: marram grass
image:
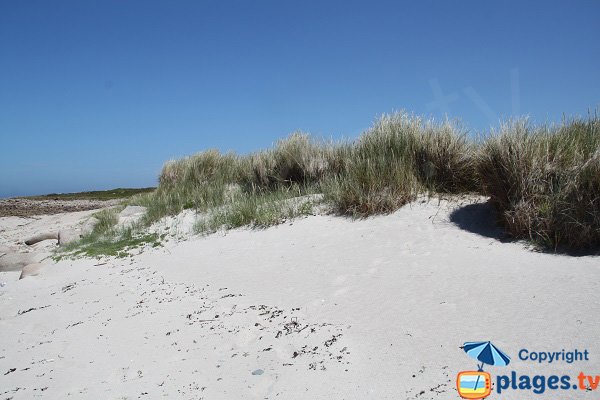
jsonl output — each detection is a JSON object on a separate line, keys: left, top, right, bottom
{"left": 478, "top": 116, "right": 600, "bottom": 250}
{"left": 109, "top": 110, "right": 599, "bottom": 251}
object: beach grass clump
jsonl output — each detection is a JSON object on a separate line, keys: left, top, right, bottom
{"left": 195, "top": 185, "right": 319, "bottom": 233}
{"left": 415, "top": 119, "right": 476, "bottom": 193}
{"left": 477, "top": 116, "right": 600, "bottom": 250}
{"left": 136, "top": 134, "right": 333, "bottom": 226}
{"left": 89, "top": 207, "right": 122, "bottom": 235}
{"left": 158, "top": 150, "right": 241, "bottom": 188}
{"left": 244, "top": 132, "right": 332, "bottom": 189}
{"left": 324, "top": 112, "right": 475, "bottom": 216}
{"left": 136, "top": 150, "right": 245, "bottom": 223}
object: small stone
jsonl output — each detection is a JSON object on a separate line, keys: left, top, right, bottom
{"left": 251, "top": 369, "right": 264, "bottom": 376}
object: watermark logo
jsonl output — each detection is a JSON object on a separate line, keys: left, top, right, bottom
{"left": 456, "top": 341, "right": 510, "bottom": 399}
{"left": 456, "top": 342, "right": 598, "bottom": 397}
{"left": 456, "top": 371, "right": 492, "bottom": 399}
{"left": 427, "top": 67, "right": 521, "bottom": 124}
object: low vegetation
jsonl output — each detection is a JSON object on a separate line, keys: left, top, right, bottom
{"left": 26, "top": 187, "right": 155, "bottom": 201}
{"left": 62, "top": 111, "right": 598, "bottom": 253}
{"left": 56, "top": 206, "right": 164, "bottom": 260}
{"left": 195, "top": 189, "right": 320, "bottom": 233}
{"left": 56, "top": 231, "right": 163, "bottom": 260}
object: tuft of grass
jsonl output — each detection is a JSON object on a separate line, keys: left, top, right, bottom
{"left": 134, "top": 135, "right": 335, "bottom": 226}
{"left": 244, "top": 132, "right": 332, "bottom": 189}
{"left": 89, "top": 207, "right": 122, "bottom": 235}
{"left": 195, "top": 186, "right": 319, "bottom": 233}
{"left": 323, "top": 112, "right": 474, "bottom": 216}
{"left": 135, "top": 150, "right": 244, "bottom": 222}
{"left": 414, "top": 119, "right": 476, "bottom": 193}
{"left": 159, "top": 150, "right": 242, "bottom": 189}
{"left": 477, "top": 116, "right": 600, "bottom": 250}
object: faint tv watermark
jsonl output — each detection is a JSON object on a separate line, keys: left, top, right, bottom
{"left": 427, "top": 67, "right": 521, "bottom": 124}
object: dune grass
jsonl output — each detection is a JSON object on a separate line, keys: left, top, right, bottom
{"left": 243, "top": 132, "right": 333, "bottom": 189}
{"left": 77, "top": 110, "right": 599, "bottom": 252}
{"left": 134, "top": 113, "right": 476, "bottom": 222}
{"left": 194, "top": 186, "right": 320, "bottom": 233}
{"left": 478, "top": 116, "right": 600, "bottom": 250}
{"left": 131, "top": 134, "right": 333, "bottom": 228}
{"left": 89, "top": 207, "right": 122, "bottom": 235}
{"left": 323, "top": 112, "right": 475, "bottom": 216}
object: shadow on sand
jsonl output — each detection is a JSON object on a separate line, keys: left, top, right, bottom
{"left": 449, "top": 201, "right": 504, "bottom": 240}
{"left": 450, "top": 200, "right": 599, "bottom": 257}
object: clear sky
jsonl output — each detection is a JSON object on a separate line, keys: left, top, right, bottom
{"left": 1, "top": 0, "right": 599, "bottom": 197}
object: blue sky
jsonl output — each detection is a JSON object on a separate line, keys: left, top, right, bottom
{"left": 1, "top": 1, "right": 599, "bottom": 197}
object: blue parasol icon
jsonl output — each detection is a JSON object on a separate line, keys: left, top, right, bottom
{"left": 462, "top": 341, "right": 511, "bottom": 394}
{"left": 462, "top": 341, "right": 511, "bottom": 370}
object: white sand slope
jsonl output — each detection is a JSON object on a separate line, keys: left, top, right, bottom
{"left": 0, "top": 197, "right": 598, "bottom": 399}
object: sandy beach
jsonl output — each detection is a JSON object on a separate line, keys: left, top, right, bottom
{"left": 1, "top": 196, "right": 598, "bottom": 399}
{"left": 3, "top": 2, "right": 599, "bottom": 398}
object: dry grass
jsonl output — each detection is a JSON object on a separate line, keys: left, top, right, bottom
{"left": 243, "top": 132, "right": 332, "bottom": 189}
{"left": 323, "top": 112, "right": 474, "bottom": 216}
{"left": 134, "top": 137, "right": 326, "bottom": 227}
{"left": 478, "top": 116, "right": 600, "bottom": 250}
{"left": 126, "top": 110, "right": 599, "bottom": 251}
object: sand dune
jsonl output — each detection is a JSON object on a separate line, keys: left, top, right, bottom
{"left": 0, "top": 196, "right": 598, "bottom": 399}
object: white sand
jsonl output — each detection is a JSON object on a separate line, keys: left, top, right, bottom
{"left": 0, "top": 197, "right": 598, "bottom": 399}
